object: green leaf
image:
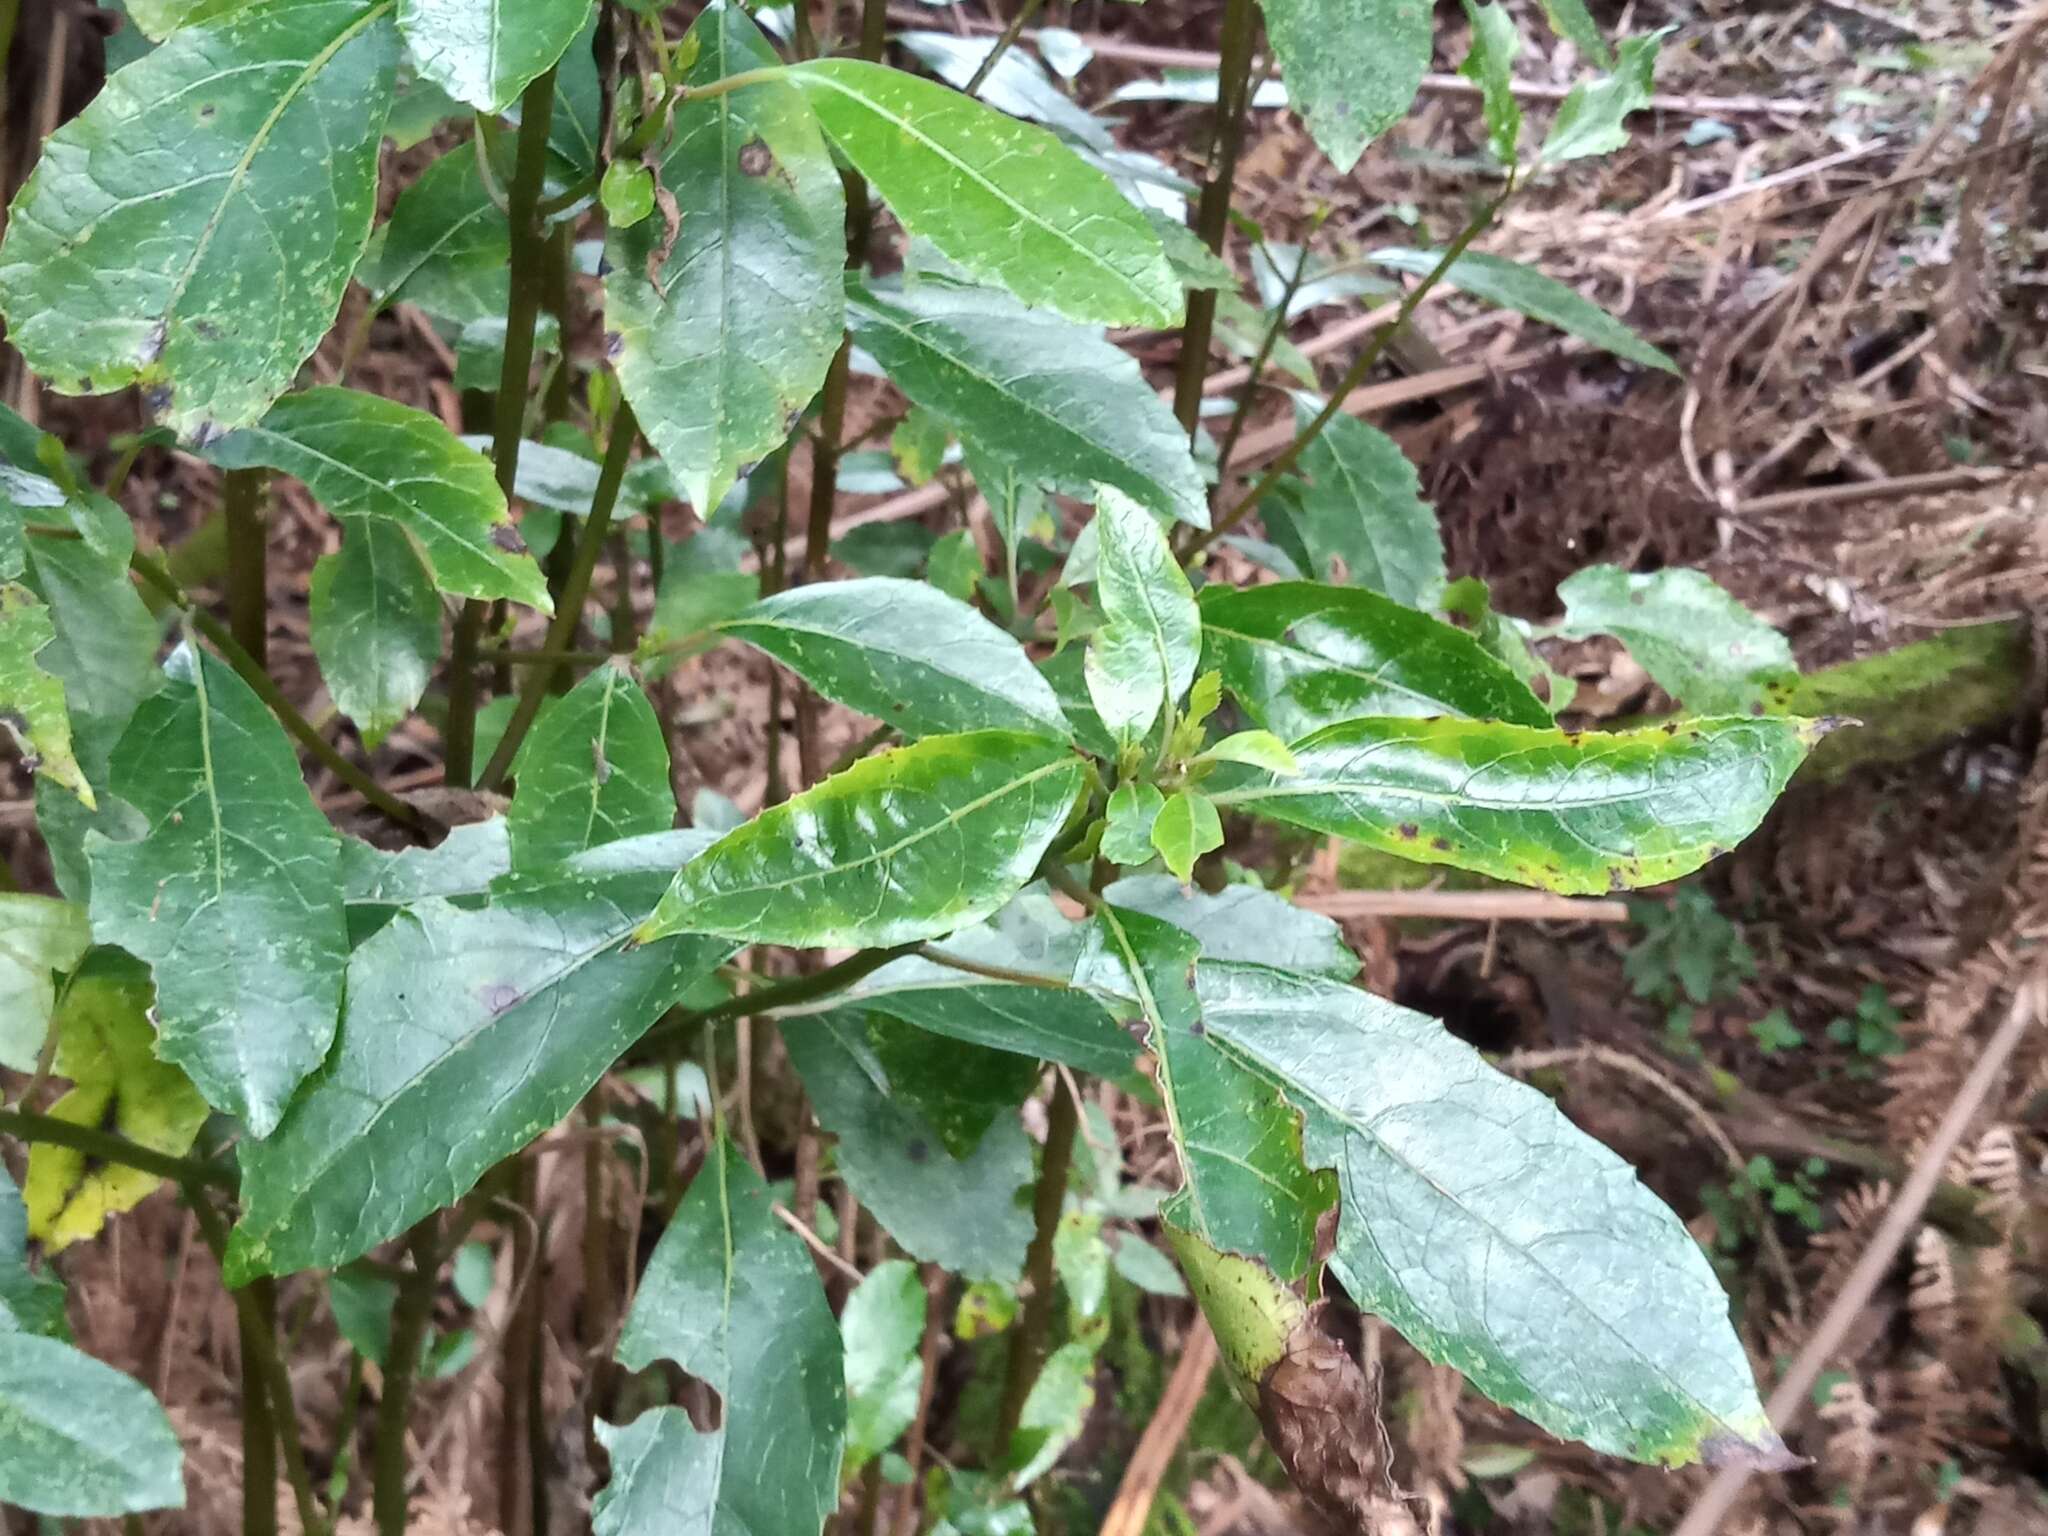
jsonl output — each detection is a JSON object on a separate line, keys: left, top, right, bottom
{"left": 1007, "top": 1339, "right": 1097, "bottom": 1487}
{"left": 1200, "top": 581, "right": 1552, "bottom": 741}
{"left": 1461, "top": 1, "right": 1522, "bottom": 163}
{"left": 0, "top": 583, "right": 93, "bottom": 807}
{"left": 608, "top": 2, "right": 844, "bottom": 515}
{"left": 1367, "top": 248, "right": 1676, "bottom": 372}
{"left": 598, "top": 1135, "right": 843, "bottom": 1536}
{"left": 891, "top": 407, "right": 951, "bottom": 487}
{"left": 309, "top": 522, "right": 441, "bottom": 748}
{"left": 925, "top": 529, "right": 982, "bottom": 605}
{"left": 1163, "top": 1224, "right": 1303, "bottom": 1388}
{"left": 1537, "top": 0, "right": 1611, "bottom": 66}
{"left": 226, "top": 839, "right": 731, "bottom": 1281}
{"left": 86, "top": 645, "right": 347, "bottom": 1135}
{"left": 600, "top": 160, "right": 656, "bottom": 228}
{"left": 894, "top": 31, "right": 1114, "bottom": 152}
{"left": 339, "top": 817, "right": 510, "bottom": 907}
{"left": 1150, "top": 790, "right": 1222, "bottom": 883}
{"left": 1211, "top": 715, "right": 1819, "bottom": 894}
{"left": 328, "top": 1265, "right": 397, "bottom": 1363}
{"left": 1109, "top": 1233, "right": 1187, "bottom": 1297}
{"left": 717, "top": 577, "right": 1071, "bottom": 740}
{"left": 0, "top": 0, "right": 397, "bottom": 438}
{"left": 0, "top": 1169, "right": 69, "bottom": 1339}
{"left": 1197, "top": 730, "right": 1298, "bottom": 774}
{"left": 19, "top": 531, "right": 161, "bottom": 735}
{"left": 1541, "top": 28, "right": 1668, "bottom": 164}
{"left": 1556, "top": 565, "right": 1797, "bottom": 715}
{"left": 126, "top": 0, "right": 256, "bottom": 40}
{"left": 1256, "top": 0, "right": 1431, "bottom": 172}
{"left": 1439, "top": 575, "right": 1574, "bottom": 715}
{"left": 355, "top": 146, "right": 510, "bottom": 323}
{"left": 396, "top": 0, "right": 594, "bottom": 112}
{"left": 963, "top": 439, "right": 1049, "bottom": 587}
{"left": 1192, "top": 960, "right": 1785, "bottom": 1466}
{"left": 1288, "top": 405, "right": 1446, "bottom": 606}
{"left": 205, "top": 387, "right": 549, "bottom": 609}
{"left": 1090, "top": 906, "right": 1327, "bottom": 1281}
{"left": 636, "top": 731, "right": 1084, "bottom": 949}
{"left": 843, "top": 1259, "right": 927, "bottom": 1474}
{"left": 1101, "top": 781, "right": 1166, "bottom": 866}
{"left": 505, "top": 662, "right": 674, "bottom": 872}
{"left": 1101, "top": 875, "right": 1357, "bottom": 981}
{"left": 786, "top": 1016, "right": 1033, "bottom": 1282}
{"left": 1085, "top": 487, "right": 1201, "bottom": 750}
{"left": 846, "top": 279, "right": 1206, "bottom": 528}
{"left": 0, "top": 1334, "right": 184, "bottom": 1515}
{"left": 788, "top": 58, "right": 1179, "bottom": 327}
{"left": 23, "top": 957, "right": 209, "bottom": 1252}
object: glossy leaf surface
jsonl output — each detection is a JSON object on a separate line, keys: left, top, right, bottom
{"left": 1211, "top": 715, "right": 1817, "bottom": 893}
{"left": 718, "top": 577, "right": 1070, "bottom": 740}
{"left": 1102, "top": 874, "right": 1357, "bottom": 980}
{"left": 789, "top": 59, "right": 1178, "bottom": 327}
{"left": 846, "top": 280, "right": 1206, "bottom": 527}
{"left": 505, "top": 662, "right": 673, "bottom": 872}
{"left": 1256, "top": 0, "right": 1430, "bottom": 172}
{"left": 86, "top": 646, "right": 346, "bottom": 1136}
{"left": 205, "top": 387, "right": 548, "bottom": 609}
{"left": 397, "top": 0, "right": 594, "bottom": 112}
{"left": 608, "top": 2, "right": 845, "bottom": 514}
{"left": 0, "top": 1334, "right": 184, "bottom": 1516}
{"left": 308, "top": 521, "right": 441, "bottom": 748}
{"left": 1200, "top": 580, "right": 1551, "bottom": 741}
{"left": 1195, "top": 960, "right": 1782, "bottom": 1465}
{"left": 1150, "top": 790, "right": 1222, "bottom": 882}
{"left": 637, "top": 731, "right": 1084, "bottom": 949}
{"left": 1556, "top": 564, "right": 1796, "bottom": 715}
{"left": 0, "top": 0, "right": 397, "bottom": 437}
{"left": 1085, "top": 487, "right": 1201, "bottom": 749}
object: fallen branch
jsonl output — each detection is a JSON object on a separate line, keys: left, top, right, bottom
{"left": 1299, "top": 890, "right": 1629, "bottom": 923}
{"left": 1733, "top": 466, "right": 2010, "bottom": 516}
{"left": 1100, "top": 1316, "right": 1220, "bottom": 1536}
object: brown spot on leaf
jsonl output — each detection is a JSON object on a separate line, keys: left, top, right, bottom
{"left": 480, "top": 982, "right": 523, "bottom": 1015}
{"left": 1429, "top": 836, "right": 1450, "bottom": 852}
{"left": 1395, "top": 823, "right": 1418, "bottom": 840}
{"left": 737, "top": 138, "right": 773, "bottom": 176}
{"left": 490, "top": 523, "right": 528, "bottom": 554}
{"left": 903, "top": 1137, "right": 929, "bottom": 1164}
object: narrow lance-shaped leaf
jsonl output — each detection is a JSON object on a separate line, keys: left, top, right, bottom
{"left": 1210, "top": 714, "right": 1820, "bottom": 894}
{"left": 227, "top": 836, "right": 731, "bottom": 1281}
{"left": 1367, "top": 248, "right": 1676, "bottom": 372}
{"left": 846, "top": 279, "right": 1207, "bottom": 528}
{"left": 637, "top": 731, "right": 1085, "bottom": 949}
{"left": 308, "top": 521, "right": 441, "bottom": 749}
{"left": 505, "top": 661, "right": 674, "bottom": 872}
{"left": 0, "top": 583, "right": 92, "bottom": 806}
{"left": 608, "top": 1, "right": 845, "bottom": 515}
{"left": 1089, "top": 906, "right": 1328, "bottom": 1282}
{"left": 0, "top": 1334, "right": 185, "bottom": 1516}
{"left": 595, "top": 1135, "right": 844, "bottom": 1536}
{"left": 1461, "top": 1, "right": 1523, "bottom": 164}
{"left": 1086, "top": 486, "right": 1201, "bottom": 750}
{"left": 397, "top": 0, "right": 595, "bottom": 112}
{"left": 717, "top": 576, "right": 1071, "bottom": 741}
{"left": 1200, "top": 581, "right": 1552, "bottom": 742}
{"left": 0, "top": 0, "right": 398, "bottom": 438}
{"left": 1255, "top": 0, "right": 1431, "bottom": 173}
{"left": 1555, "top": 564, "right": 1796, "bottom": 715}
{"left": 788, "top": 58, "right": 1179, "bottom": 328}
{"left": 842, "top": 1259, "right": 928, "bottom": 1475}
{"left": 205, "top": 387, "right": 549, "bottom": 610}
{"left": 86, "top": 645, "right": 348, "bottom": 1136}
{"left": 1193, "top": 960, "right": 1788, "bottom": 1467}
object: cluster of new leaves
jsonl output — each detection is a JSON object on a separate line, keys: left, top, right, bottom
{"left": 0, "top": 0, "right": 1814, "bottom": 1522}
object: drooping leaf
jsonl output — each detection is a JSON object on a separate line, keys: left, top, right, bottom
{"left": 0, "top": 0, "right": 397, "bottom": 438}
{"left": 1287, "top": 405, "right": 1446, "bottom": 607}
{"left": 1367, "top": 248, "right": 1676, "bottom": 372}
{"left": 788, "top": 59, "right": 1178, "bottom": 327}
{"left": 717, "top": 577, "right": 1071, "bottom": 740}
{"left": 1150, "top": 790, "right": 1222, "bottom": 883}
{"left": 598, "top": 1135, "right": 843, "bottom": 1536}
{"left": 0, "top": 583, "right": 92, "bottom": 806}
{"left": 636, "top": 731, "right": 1085, "bottom": 949}
{"left": 1255, "top": 0, "right": 1431, "bottom": 173}
{"left": 24, "top": 957, "right": 209, "bottom": 1252}
{"left": 355, "top": 146, "right": 510, "bottom": 323}
{"left": 0, "top": 1169, "right": 68, "bottom": 1339}
{"left": 205, "top": 387, "right": 549, "bottom": 609}
{"left": 1104, "top": 875, "right": 1358, "bottom": 981}
{"left": 963, "top": 439, "right": 1050, "bottom": 589}
{"left": 86, "top": 645, "right": 347, "bottom": 1136}
{"left": 1200, "top": 581, "right": 1552, "bottom": 742}
{"left": 1085, "top": 487, "right": 1201, "bottom": 750}
{"left": 0, "top": 894, "right": 90, "bottom": 1074}
{"left": 0, "top": 1334, "right": 184, "bottom": 1516}
{"left": 1089, "top": 906, "right": 1327, "bottom": 1282}
{"left": 1008, "top": 1339, "right": 1097, "bottom": 1486}
{"left": 1193, "top": 960, "right": 1785, "bottom": 1466}
{"left": 226, "top": 837, "right": 730, "bottom": 1281}
{"left": 1461, "top": 1, "right": 1523, "bottom": 164}
{"left": 846, "top": 279, "right": 1206, "bottom": 527}
{"left": 787, "top": 1015, "right": 1034, "bottom": 1282}
{"left": 1210, "top": 715, "right": 1819, "bottom": 894}
{"left": 1540, "top": 28, "right": 1668, "bottom": 164}
{"left": 896, "top": 31, "right": 1115, "bottom": 150}
{"left": 505, "top": 662, "right": 674, "bottom": 872}
{"left": 842, "top": 1258, "right": 927, "bottom": 1474}
{"left": 1556, "top": 565, "right": 1797, "bottom": 715}
{"left": 1101, "top": 781, "right": 1166, "bottom": 866}
{"left": 309, "top": 521, "right": 441, "bottom": 748}
{"left": 396, "top": 0, "right": 595, "bottom": 112}
{"left": 1537, "top": 0, "right": 1611, "bottom": 65}
{"left": 608, "top": 2, "right": 845, "bottom": 515}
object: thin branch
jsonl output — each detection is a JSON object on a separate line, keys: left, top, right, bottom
{"left": 963, "top": 0, "right": 1048, "bottom": 96}
{"left": 996, "top": 1078, "right": 1080, "bottom": 1445}
{"left": 0, "top": 1107, "right": 234, "bottom": 1189}
{"left": 645, "top": 944, "right": 916, "bottom": 1047}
